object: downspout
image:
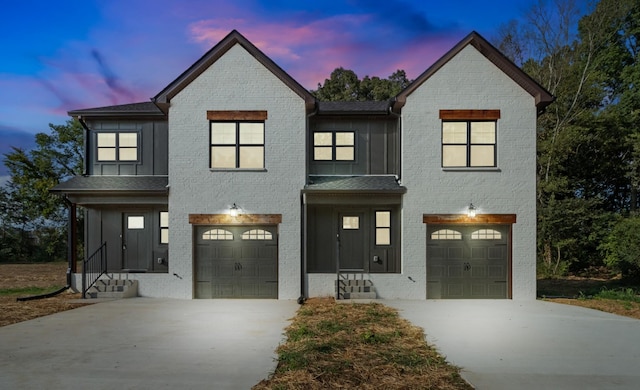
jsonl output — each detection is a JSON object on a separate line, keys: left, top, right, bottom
{"left": 299, "top": 103, "right": 319, "bottom": 304}
{"left": 62, "top": 196, "right": 77, "bottom": 285}
{"left": 76, "top": 116, "right": 91, "bottom": 176}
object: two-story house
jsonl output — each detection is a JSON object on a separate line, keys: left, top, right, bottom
{"left": 52, "top": 30, "right": 552, "bottom": 300}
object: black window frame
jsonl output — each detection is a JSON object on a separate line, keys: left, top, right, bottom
{"left": 312, "top": 130, "right": 356, "bottom": 162}
{"left": 96, "top": 131, "right": 140, "bottom": 162}
{"left": 210, "top": 120, "right": 265, "bottom": 169}
{"left": 441, "top": 120, "right": 497, "bottom": 168}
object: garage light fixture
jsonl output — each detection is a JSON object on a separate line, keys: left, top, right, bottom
{"left": 467, "top": 203, "right": 476, "bottom": 218}
{"left": 229, "top": 203, "right": 239, "bottom": 217}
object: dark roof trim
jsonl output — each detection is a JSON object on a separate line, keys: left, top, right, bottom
{"left": 50, "top": 176, "right": 169, "bottom": 195}
{"left": 68, "top": 102, "right": 166, "bottom": 119}
{"left": 153, "top": 30, "right": 316, "bottom": 112}
{"left": 393, "top": 31, "right": 554, "bottom": 113}
{"left": 316, "top": 101, "right": 393, "bottom": 116}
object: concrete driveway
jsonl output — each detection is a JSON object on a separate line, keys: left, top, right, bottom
{"left": 0, "top": 298, "right": 298, "bottom": 390}
{"left": 384, "top": 300, "right": 640, "bottom": 390}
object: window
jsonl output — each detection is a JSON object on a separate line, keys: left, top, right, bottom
{"left": 342, "top": 216, "right": 359, "bottom": 229}
{"left": 442, "top": 121, "right": 496, "bottom": 167}
{"left": 97, "top": 132, "right": 138, "bottom": 161}
{"left": 210, "top": 122, "right": 264, "bottom": 169}
{"left": 471, "top": 229, "right": 502, "bottom": 240}
{"left": 431, "top": 229, "right": 462, "bottom": 240}
{"left": 160, "top": 212, "right": 169, "bottom": 244}
{"left": 202, "top": 229, "right": 233, "bottom": 240}
{"left": 313, "top": 131, "right": 355, "bottom": 161}
{"left": 127, "top": 216, "right": 144, "bottom": 230}
{"left": 242, "top": 229, "right": 273, "bottom": 240}
{"left": 375, "top": 211, "right": 391, "bottom": 246}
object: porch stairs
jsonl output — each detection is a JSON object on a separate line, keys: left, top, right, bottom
{"left": 85, "top": 276, "right": 138, "bottom": 299}
{"left": 336, "top": 273, "right": 377, "bottom": 300}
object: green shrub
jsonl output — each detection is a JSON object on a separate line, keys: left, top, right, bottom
{"left": 601, "top": 216, "right": 640, "bottom": 279}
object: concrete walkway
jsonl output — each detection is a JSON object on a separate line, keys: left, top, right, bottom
{"left": 384, "top": 300, "right": 640, "bottom": 390}
{"left": 2, "top": 298, "right": 640, "bottom": 389}
{"left": 0, "top": 298, "right": 298, "bottom": 390}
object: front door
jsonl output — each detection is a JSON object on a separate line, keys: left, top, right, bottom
{"left": 338, "top": 212, "right": 367, "bottom": 271}
{"left": 123, "top": 213, "right": 151, "bottom": 270}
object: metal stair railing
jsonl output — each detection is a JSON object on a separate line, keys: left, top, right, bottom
{"left": 82, "top": 242, "right": 107, "bottom": 299}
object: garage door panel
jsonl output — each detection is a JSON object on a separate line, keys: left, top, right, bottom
{"left": 471, "top": 265, "right": 487, "bottom": 278}
{"left": 446, "top": 283, "right": 464, "bottom": 297}
{"left": 212, "top": 282, "right": 235, "bottom": 298}
{"left": 196, "top": 282, "right": 211, "bottom": 298}
{"left": 447, "top": 247, "right": 464, "bottom": 259}
{"left": 216, "top": 246, "right": 235, "bottom": 259}
{"left": 195, "top": 225, "right": 278, "bottom": 299}
{"left": 448, "top": 264, "right": 464, "bottom": 277}
{"left": 488, "top": 265, "right": 506, "bottom": 278}
{"left": 471, "top": 247, "right": 487, "bottom": 259}
{"left": 427, "top": 224, "right": 509, "bottom": 299}
{"left": 470, "top": 283, "right": 487, "bottom": 297}
{"left": 213, "top": 260, "right": 237, "bottom": 277}
{"left": 427, "top": 246, "right": 446, "bottom": 259}
{"left": 488, "top": 246, "right": 505, "bottom": 259}
{"left": 488, "top": 283, "right": 506, "bottom": 297}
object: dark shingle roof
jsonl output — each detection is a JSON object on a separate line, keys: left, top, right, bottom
{"left": 68, "top": 102, "right": 165, "bottom": 118}
{"left": 51, "top": 176, "right": 168, "bottom": 193}
{"left": 316, "top": 101, "right": 391, "bottom": 115}
{"left": 304, "top": 176, "right": 406, "bottom": 193}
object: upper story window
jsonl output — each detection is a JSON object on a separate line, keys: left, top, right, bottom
{"left": 440, "top": 110, "right": 500, "bottom": 168}
{"left": 313, "top": 131, "right": 355, "bottom": 161}
{"left": 97, "top": 132, "right": 138, "bottom": 161}
{"left": 208, "top": 111, "right": 268, "bottom": 170}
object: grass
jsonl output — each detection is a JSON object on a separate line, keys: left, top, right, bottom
{"left": 539, "top": 278, "right": 640, "bottom": 319}
{"left": 253, "top": 298, "right": 472, "bottom": 390}
{"left": 592, "top": 287, "right": 640, "bottom": 303}
{"left": 0, "top": 286, "right": 64, "bottom": 297}
{"left": 0, "top": 262, "right": 90, "bottom": 327}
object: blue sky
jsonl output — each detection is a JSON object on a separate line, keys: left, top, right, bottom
{"left": 0, "top": 0, "right": 538, "bottom": 179}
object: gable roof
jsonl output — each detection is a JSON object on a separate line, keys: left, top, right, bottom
{"left": 68, "top": 102, "right": 165, "bottom": 119}
{"left": 393, "top": 31, "right": 554, "bottom": 113}
{"left": 153, "top": 30, "right": 316, "bottom": 113}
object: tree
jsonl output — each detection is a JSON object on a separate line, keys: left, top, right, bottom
{"left": 0, "top": 119, "right": 83, "bottom": 262}
{"left": 601, "top": 215, "right": 640, "bottom": 280}
{"left": 312, "top": 68, "right": 411, "bottom": 101}
{"left": 494, "top": 0, "right": 637, "bottom": 276}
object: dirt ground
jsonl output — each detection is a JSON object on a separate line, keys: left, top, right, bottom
{"left": 0, "top": 262, "right": 91, "bottom": 327}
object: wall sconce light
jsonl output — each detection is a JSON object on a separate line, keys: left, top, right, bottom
{"left": 467, "top": 203, "right": 477, "bottom": 218}
{"left": 229, "top": 203, "right": 239, "bottom": 217}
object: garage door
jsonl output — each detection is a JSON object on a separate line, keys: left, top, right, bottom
{"left": 427, "top": 225, "right": 509, "bottom": 299}
{"left": 195, "top": 225, "right": 278, "bottom": 298}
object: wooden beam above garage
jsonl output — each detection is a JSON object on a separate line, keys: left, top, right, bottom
{"left": 423, "top": 214, "right": 516, "bottom": 224}
{"left": 189, "top": 213, "right": 282, "bottom": 225}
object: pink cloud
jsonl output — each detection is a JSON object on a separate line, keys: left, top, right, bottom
{"left": 185, "top": 12, "right": 464, "bottom": 90}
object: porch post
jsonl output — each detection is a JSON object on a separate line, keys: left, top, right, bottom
{"left": 67, "top": 200, "right": 77, "bottom": 285}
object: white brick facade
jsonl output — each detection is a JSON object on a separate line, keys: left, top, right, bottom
{"left": 401, "top": 46, "right": 538, "bottom": 300}
{"left": 165, "top": 45, "right": 307, "bottom": 299}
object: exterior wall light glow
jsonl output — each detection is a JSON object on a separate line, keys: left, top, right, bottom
{"left": 229, "top": 203, "right": 239, "bottom": 217}
{"left": 467, "top": 203, "right": 476, "bottom": 218}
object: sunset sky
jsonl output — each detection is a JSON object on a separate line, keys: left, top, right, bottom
{"left": 0, "top": 0, "right": 551, "bottom": 178}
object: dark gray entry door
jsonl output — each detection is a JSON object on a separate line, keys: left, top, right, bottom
{"left": 123, "top": 213, "right": 151, "bottom": 270}
{"left": 195, "top": 225, "right": 278, "bottom": 298}
{"left": 338, "top": 212, "right": 367, "bottom": 271}
{"left": 427, "top": 225, "right": 509, "bottom": 299}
